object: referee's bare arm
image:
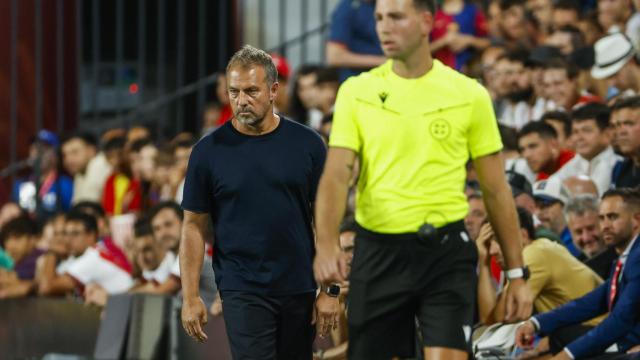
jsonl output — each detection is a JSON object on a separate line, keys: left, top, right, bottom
{"left": 474, "top": 152, "right": 533, "bottom": 323}
{"left": 179, "top": 210, "right": 210, "bottom": 342}
{"left": 314, "top": 147, "right": 356, "bottom": 284}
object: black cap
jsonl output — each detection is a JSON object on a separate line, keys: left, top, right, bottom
{"left": 506, "top": 170, "right": 533, "bottom": 198}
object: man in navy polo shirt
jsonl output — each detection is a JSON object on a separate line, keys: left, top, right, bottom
{"left": 179, "top": 45, "right": 337, "bottom": 359}
{"left": 326, "top": 0, "right": 386, "bottom": 82}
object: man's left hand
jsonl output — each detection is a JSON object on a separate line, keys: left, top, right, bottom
{"left": 504, "top": 278, "right": 533, "bottom": 323}
{"left": 313, "top": 291, "right": 340, "bottom": 338}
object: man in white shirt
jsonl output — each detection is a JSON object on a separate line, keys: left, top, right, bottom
{"left": 551, "top": 103, "right": 621, "bottom": 195}
{"left": 61, "top": 133, "right": 112, "bottom": 204}
{"left": 131, "top": 219, "right": 175, "bottom": 287}
{"left": 37, "top": 211, "right": 133, "bottom": 297}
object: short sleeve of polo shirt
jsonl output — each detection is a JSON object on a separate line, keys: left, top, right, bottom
{"left": 328, "top": 0, "right": 352, "bottom": 45}
{"left": 467, "top": 84, "right": 503, "bottom": 159}
{"left": 328, "top": 79, "right": 361, "bottom": 152}
{"left": 181, "top": 140, "right": 213, "bottom": 213}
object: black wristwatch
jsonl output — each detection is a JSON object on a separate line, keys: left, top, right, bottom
{"left": 324, "top": 283, "right": 341, "bottom": 297}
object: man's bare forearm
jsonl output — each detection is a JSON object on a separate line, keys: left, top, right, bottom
{"left": 483, "top": 188, "right": 524, "bottom": 269}
{"left": 315, "top": 149, "right": 355, "bottom": 248}
{"left": 180, "top": 212, "right": 207, "bottom": 300}
{"left": 326, "top": 43, "right": 386, "bottom": 69}
{"left": 474, "top": 153, "right": 524, "bottom": 270}
{"left": 315, "top": 174, "right": 351, "bottom": 248}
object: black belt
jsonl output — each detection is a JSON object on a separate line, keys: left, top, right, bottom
{"left": 355, "top": 220, "right": 466, "bottom": 244}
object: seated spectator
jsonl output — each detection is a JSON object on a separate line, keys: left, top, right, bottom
{"left": 518, "top": 121, "right": 575, "bottom": 180}
{"left": 315, "top": 67, "right": 340, "bottom": 120}
{"left": 12, "top": 130, "right": 73, "bottom": 221}
{"left": 72, "top": 201, "right": 112, "bottom": 240}
{"left": 0, "top": 202, "right": 24, "bottom": 229}
{"left": 37, "top": 213, "right": 67, "bottom": 254}
{"left": 37, "top": 211, "right": 133, "bottom": 297}
{"left": 527, "top": 46, "right": 564, "bottom": 121}
{"left": 551, "top": 0, "right": 581, "bottom": 30}
{"left": 287, "top": 65, "right": 321, "bottom": 125}
{"left": 527, "top": 0, "right": 554, "bottom": 38}
{"left": 533, "top": 177, "right": 581, "bottom": 257}
{"left": 565, "top": 194, "right": 619, "bottom": 279}
{"left": 516, "top": 188, "right": 640, "bottom": 359}
{"left": 171, "top": 135, "right": 195, "bottom": 204}
{"left": 476, "top": 207, "right": 602, "bottom": 325}
{"left": 102, "top": 135, "right": 142, "bottom": 216}
{"left": 495, "top": 51, "right": 536, "bottom": 130}
{"left": 61, "top": 132, "right": 112, "bottom": 204}
{"left": 541, "top": 111, "right": 575, "bottom": 150}
{"left": 465, "top": 193, "right": 487, "bottom": 241}
{"left": 430, "top": 0, "right": 490, "bottom": 72}
{"left": 611, "top": 96, "right": 640, "bottom": 188}
{"left": 0, "top": 216, "right": 44, "bottom": 298}
{"left": 270, "top": 53, "right": 291, "bottom": 115}
{"left": 551, "top": 103, "right": 622, "bottom": 194}
{"left": 498, "top": 0, "right": 536, "bottom": 50}
{"left": 591, "top": 33, "right": 640, "bottom": 96}
{"left": 326, "top": 0, "right": 385, "bottom": 82}
{"left": 597, "top": 0, "right": 640, "bottom": 50}
{"left": 131, "top": 219, "right": 175, "bottom": 289}
{"left": 543, "top": 59, "right": 601, "bottom": 112}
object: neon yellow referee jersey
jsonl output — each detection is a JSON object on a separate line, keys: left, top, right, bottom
{"left": 329, "top": 59, "right": 503, "bottom": 233}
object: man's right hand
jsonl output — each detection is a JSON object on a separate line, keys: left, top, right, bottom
{"left": 475, "top": 222, "right": 494, "bottom": 265}
{"left": 181, "top": 296, "right": 208, "bottom": 343}
{"left": 314, "top": 244, "right": 349, "bottom": 283}
{"left": 515, "top": 320, "right": 537, "bottom": 350}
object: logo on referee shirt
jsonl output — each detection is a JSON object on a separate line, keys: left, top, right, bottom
{"left": 429, "top": 118, "right": 451, "bottom": 140}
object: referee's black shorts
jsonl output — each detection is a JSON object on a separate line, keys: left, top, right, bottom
{"left": 347, "top": 220, "right": 477, "bottom": 360}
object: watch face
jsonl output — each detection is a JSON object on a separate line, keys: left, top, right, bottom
{"left": 328, "top": 284, "right": 340, "bottom": 296}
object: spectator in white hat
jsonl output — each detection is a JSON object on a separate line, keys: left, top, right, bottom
{"left": 533, "top": 177, "right": 582, "bottom": 257}
{"left": 591, "top": 32, "right": 640, "bottom": 95}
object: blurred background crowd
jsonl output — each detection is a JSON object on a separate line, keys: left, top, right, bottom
{"left": 3, "top": 0, "right": 640, "bottom": 358}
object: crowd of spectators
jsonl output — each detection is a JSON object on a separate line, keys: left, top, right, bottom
{"left": 3, "top": 0, "right": 640, "bottom": 358}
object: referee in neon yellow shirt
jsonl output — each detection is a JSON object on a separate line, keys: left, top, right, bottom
{"left": 313, "top": 0, "right": 533, "bottom": 359}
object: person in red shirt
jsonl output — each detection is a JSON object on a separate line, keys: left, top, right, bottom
{"left": 518, "top": 121, "right": 575, "bottom": 180}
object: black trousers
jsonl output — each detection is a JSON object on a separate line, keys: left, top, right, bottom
{"left": 220, "top": 290, "right": 316, "bottom": 360}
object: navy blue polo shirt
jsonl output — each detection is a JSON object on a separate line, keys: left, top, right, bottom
{"left": 181, "top": 117, "right": 326, "bottom": 295}
{"left": 329, "top": 0, "right": 383, "bottom": 82}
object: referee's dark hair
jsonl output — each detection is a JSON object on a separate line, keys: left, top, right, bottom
{"left": 65, "top": 211, "right": 98, "bottom": 235}
{"left": 148, "top": 201, "right": 184, "bottom": 223}
{"left": 517, "top": 207, "right": 536, "bottom": 241}
{"left": 517, "top": 120, "right": 558, "bottom": 143}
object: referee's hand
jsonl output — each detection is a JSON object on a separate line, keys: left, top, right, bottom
{"left": 314, "top": 244, "right": 349, "bottom": 283}
{"left": 181, "top": 296, "right": 208, "bottom": 343}
{"left": 504, "top": 278, "right": 533, "bottom": 323}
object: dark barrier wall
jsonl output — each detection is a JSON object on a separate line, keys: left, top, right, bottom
{"left": 0, "top": 298, "right": 101, "bottom": 358}
{"left": 0, "top": 295, "right": 231, "bottom": 359}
